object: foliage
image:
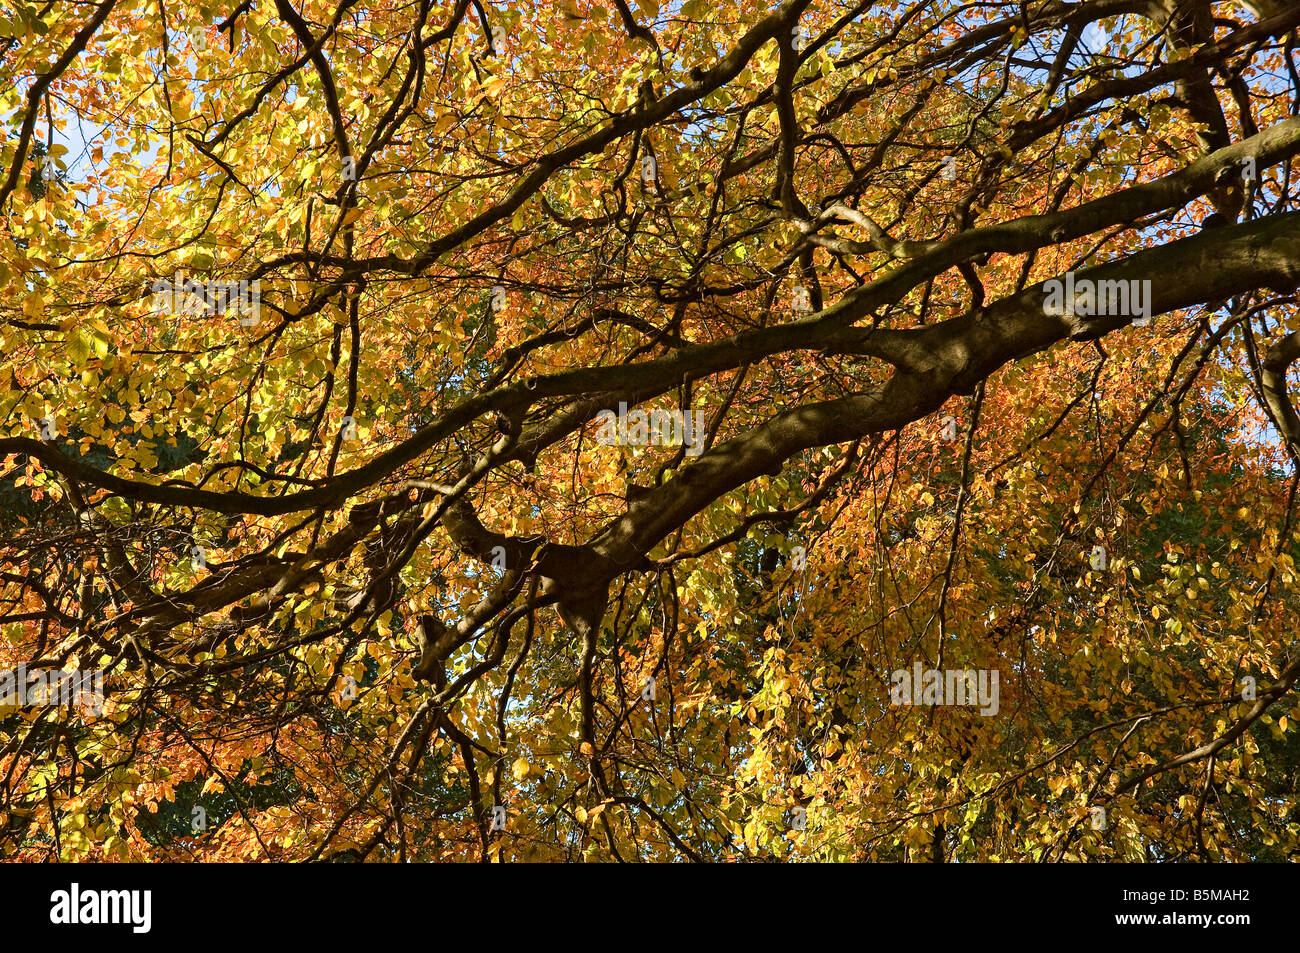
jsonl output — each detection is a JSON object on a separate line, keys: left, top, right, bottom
{"left": 1, "top": 0, "right": 1300, "bottom": 862}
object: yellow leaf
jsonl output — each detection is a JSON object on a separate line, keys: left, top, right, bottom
{"left": 22, "top": 292, "right": 44, "bottom": 320}
{"left": 511, "top": 756, "right": 530, "bottom": 781}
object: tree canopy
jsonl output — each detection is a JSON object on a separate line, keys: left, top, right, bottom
{"left": 2, "top": 0, "right": 1300, "bottom": 862}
